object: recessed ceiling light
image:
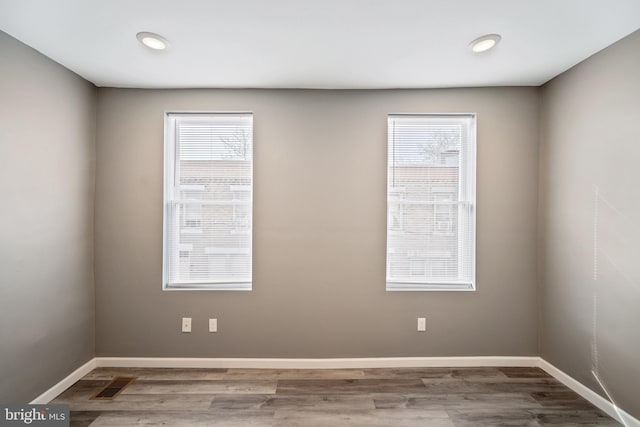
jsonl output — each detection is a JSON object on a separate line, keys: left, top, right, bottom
{"left": 136, "top": 32, "right": 169, "bottom": 50}
{"left": 469, "top": 34, "right": 501, "bottom": 53}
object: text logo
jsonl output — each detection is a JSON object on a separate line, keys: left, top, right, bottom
{"left": 1, "top": 405, "right": 69, "bottom": 426}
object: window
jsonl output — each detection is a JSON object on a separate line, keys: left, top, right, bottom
{"left": 163, "top": 113, "right": 253, "bottom": 290}
{"left": 386, "top": 114, "right": 476, "bottom": 291}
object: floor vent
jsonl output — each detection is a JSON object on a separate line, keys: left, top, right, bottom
{"left": 91, "top": 376, "right": 137, "bottom": 400}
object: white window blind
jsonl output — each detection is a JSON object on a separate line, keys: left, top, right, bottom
{"left": 386, "top": 114, "right": 476, "bottom": 291}
{"left": 163, "top": 113, "right": 253, "bottom": 290}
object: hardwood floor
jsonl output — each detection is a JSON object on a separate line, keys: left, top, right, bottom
{"left": 52, "top": 367, "right": 619, "bottom": 426}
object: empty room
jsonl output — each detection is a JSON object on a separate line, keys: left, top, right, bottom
{"left": 1, "top": 0, "right": 639, "bottom": 426}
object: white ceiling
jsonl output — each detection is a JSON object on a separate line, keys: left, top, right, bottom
{"left": 1, "top": 0, "right": 639, "bottom": 89}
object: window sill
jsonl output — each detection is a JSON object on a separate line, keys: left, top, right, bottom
{"left": 386, "top": 282, "right": 475, "bottom": 291}
{"left": 163, "top": 282, "right": 252, "bottom": 291}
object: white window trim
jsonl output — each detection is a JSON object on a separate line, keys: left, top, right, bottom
{"left": 162, "top": 111, "right": 253, "bottom": 291}
{"left": 385, "top": 113, "right": 477, "bottom": 292}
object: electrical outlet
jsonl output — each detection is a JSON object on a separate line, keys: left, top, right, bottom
{"left": 209, "top": 318, "right": 218, "bottom": 333}
{"left": 182, "top": 317, "right": 192, "bottom": 333}
{"left": 417, "top": 317, "right": 426, "bottom": 332}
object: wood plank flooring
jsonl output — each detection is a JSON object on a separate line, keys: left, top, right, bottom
{"left": 52, "top": 367, "right": 619, "bottom": 426}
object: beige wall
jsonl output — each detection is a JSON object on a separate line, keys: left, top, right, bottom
{"left": 95, "top": 87, "right": 539, "bottom": 358}
{"left": 0, "top": 31, "right": 96, "bottom": 403}
{"left": 539, "top": 29, "right": 640, "bottom": 419}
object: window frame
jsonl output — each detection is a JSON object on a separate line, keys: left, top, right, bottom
{"left": 385, "top": 113, "right": 477, "bottom": 292}
{"left": 162, "top": 111, "right": 254, "bottom": 291}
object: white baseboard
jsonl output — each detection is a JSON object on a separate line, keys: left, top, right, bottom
{"left": 95, "top": 356, "right": 539, "bottom": 369}
{"left": 30, "top": 355, "right": 640, "bottom": 427}
{"left": 29, "top": 358, "right": 97, "bottom": 404}
{"left": 538, "top": 358, "right": 639, "bottom": 427}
